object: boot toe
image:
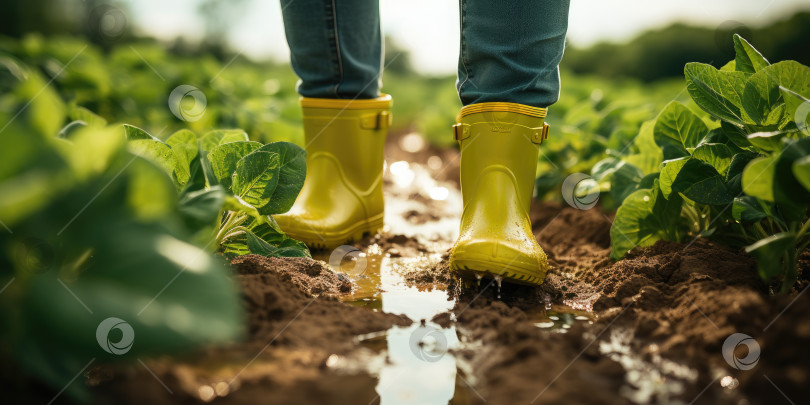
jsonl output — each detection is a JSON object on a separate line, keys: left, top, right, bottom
{"left": 450, "top": 237, "right": 548, "bottom": 286}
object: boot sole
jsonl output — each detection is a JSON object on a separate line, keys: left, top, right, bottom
{"left": 450, "top": 257, "right": 546, "bottom": 287}
{"left": 284, "top": 214, "right": 385, "bottom": 250}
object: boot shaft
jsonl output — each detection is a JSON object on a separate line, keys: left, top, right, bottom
{"left": 301, "top": 95, "right": 391, "bottom": 192}
{"left": 454, "top": 102, "right": 549, "bottom": 213}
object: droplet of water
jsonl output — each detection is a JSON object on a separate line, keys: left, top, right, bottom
{"left": 494, "top": 276, "right": 503, "bottom": 299}
{"left": 475, "top": 273, "right": 482, "bottom": 287}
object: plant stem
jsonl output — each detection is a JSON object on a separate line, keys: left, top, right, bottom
{"left": 753, "top": 222, "right": 770, "bottom": 240}
{"left": 797, "top": 218, "right": 810, "bottom": 239}
{"left": 780, "top": 248, "right": 798, "bottom": 294}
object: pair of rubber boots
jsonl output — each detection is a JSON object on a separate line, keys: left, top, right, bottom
{"left": 274, "top": 96, "right": 550, "bottom": 286}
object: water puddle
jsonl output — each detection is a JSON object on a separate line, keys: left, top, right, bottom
{"left": 528, "top": 305, "right": 596, "bottom": 333}
{"left": 320, "top": 246, "right": 467, "bottom": 404}
{"left": 313, "top": 160, "right": 601, "bottom": 404}
{"left": 599, "top": 328, "right": 698, "bottom": 404}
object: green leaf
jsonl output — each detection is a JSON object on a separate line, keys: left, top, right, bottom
{"left": 57, "top": 120, "right": 87, "bottom": 139}
{"left": 745, "top": 232, "right": 796, "bottom": 281}
{"left": 732, "top": 196, "right": 770, "bottom": 222}
{"left": 747, "top": 131, "right": 790, "bottom": 153}
{"left": 780, "top": 86, "right": 810, "bottom": 133}
{"left": 166, "top": 129, "right": 198, "bottom": 163}
{"left": 610, "top": 162, "right": 644, "bottom": 204}
{"left": 684, "top": 62, "right": 748, "bottom": 125}
{"left": 232, "top": 151, "right": 280, "bottom": 211}
{"left": 733, "top": 34, "right": 769, "bottom": 74}
{"left": 726, "top": 152, "right": 758, "bottom": 182}
{"left": 670, "top": 158, "right": 735, "bottom": 205}
{"left": 624, "top": 120, "right": 663, "bottom": 175}
{"left": 653, "top": 101, "right": 709, "bottom": 159}
{"left": 773, "top": 137, "right": 810, "bottom": 206}
{"left": 127, "top": 158, "right": 176, "bottom": 220}
{"left": 691, "top": 143, "right": 734, "bottom": 176}
{"left": 69, "top": 106, "right": 107, "bottom": 127}
{"left": 127, "top": 139, "right": 175, "bottom": 180}
{"left": 123, "top": 124, "right": 159, "bottom": 141}
{"left": 207, "top": 141, "right": 263, "bottom": 190}
{"left": 255, "top": 142, "right": 307, "bottom": 215}
{"left": 127, "top": 137, "right": 193, "bottom": 188}
{"left": 165, "top": 130, "right": 197, "bottom": 187}
{"left": 725, "top": 151, "right": 758, "bottom": 196}
{"left": 221, "top": 221, "right": 310, "bottom": 259}
{"left": 198, "top": 129, "right": 249, "bottom": 153}
{"left": 22, "top": 229, "right": 243, "bottom": 360}
{"left": 793, "top": 155, "right": 810, "bottom": 192}
{"left": 659, "top": 157, "right": 688, "bottom": 198}
{"left": 742, "top": 155, "right": 777, "bottom": 202}
{"left": 15, "top": 70, "right": 66, "bottom": 137}
{"left": 742, "top": 61, "right": 810, "bottom": 127}
{"left": 610, "top": 188, "right": 682, "bottom": 259}
{"left": 178, "top": 186, "right": 226, "bottom": 231}
{"left": 719, "top": 121, "right": 754, "bottom": 150}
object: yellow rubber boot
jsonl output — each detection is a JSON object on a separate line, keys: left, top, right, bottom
{"left": 449, "top": 102, "right": 550, "bottom": 286}
{"left": 274, "top": 95, "right": 392, "bottom": 249}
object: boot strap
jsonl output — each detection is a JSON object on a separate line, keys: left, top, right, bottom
{"left": 453, "top": 122, "right": 550, "bottom": 145}
{"left": 360, "top": 111, "right": 392, "bottom": 130}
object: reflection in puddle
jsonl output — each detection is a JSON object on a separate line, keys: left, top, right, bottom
{"left": 331, "top": 248, "right": 462, "bottom": 404}
{"left": 327, "top": 245, "right": 600, "bottom": 405}
{"left": 318, "top": 161, "right": 606, "bottom": 404}
{"left": 383, "top": 162, "right": 462, "bottom": 247}
{"left": 599, "top": 328, "right": 698, "bottom": 404}
{"left": 528, "top": 305, "right": 596, "bottom": 333}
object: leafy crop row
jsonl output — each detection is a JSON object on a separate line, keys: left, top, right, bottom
{"left": 597, "top": 35, "right": 810, "bottom": 292}
{"left": 0, "top": 46, "right": 308, "bottom": 398}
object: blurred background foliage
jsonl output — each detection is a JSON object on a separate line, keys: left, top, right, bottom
{"left": 2, "top": 0, "right": 810, "bottom": 200}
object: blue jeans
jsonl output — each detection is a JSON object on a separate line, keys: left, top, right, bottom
{"left": 280, "top": 0, "right": 570, "bottom": 108}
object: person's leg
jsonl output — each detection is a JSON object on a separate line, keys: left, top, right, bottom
{"left": 457, "top": 0, "right": 570, "bottom": 107}
{"left": 275, "top": 0, "right": 391, "bottom": 249}
{"left": 450, "top": 0, "right": 570, "bottom": 286}
{"left": 280, "top": 0, "right": 382, "bottom": 99}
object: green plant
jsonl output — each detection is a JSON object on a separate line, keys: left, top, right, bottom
{"left": 604, "top": 35, "right": 810, "bottom": 292}
{"left": 123, "top": 124, "right": 310, "bottom": 259}
{"left": 534, "top": 73, "right": 686, "bottom": 207}
{"left": 0, "top": 67, "right": 243, "bottom": 400}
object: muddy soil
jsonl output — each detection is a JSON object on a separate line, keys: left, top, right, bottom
{"left": 11, "top": 138, "right": 810, "bottom": 405}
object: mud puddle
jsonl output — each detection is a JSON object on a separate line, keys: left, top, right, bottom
{"left": 310, "top": 159, "right": 595, "bottom": 404}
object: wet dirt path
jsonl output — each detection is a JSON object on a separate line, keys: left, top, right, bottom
{"left": 315, "top": 149, "right": 604, "bottom": 404}
{"left": 84, "top": 135, "right": 810, "bottom": 405}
